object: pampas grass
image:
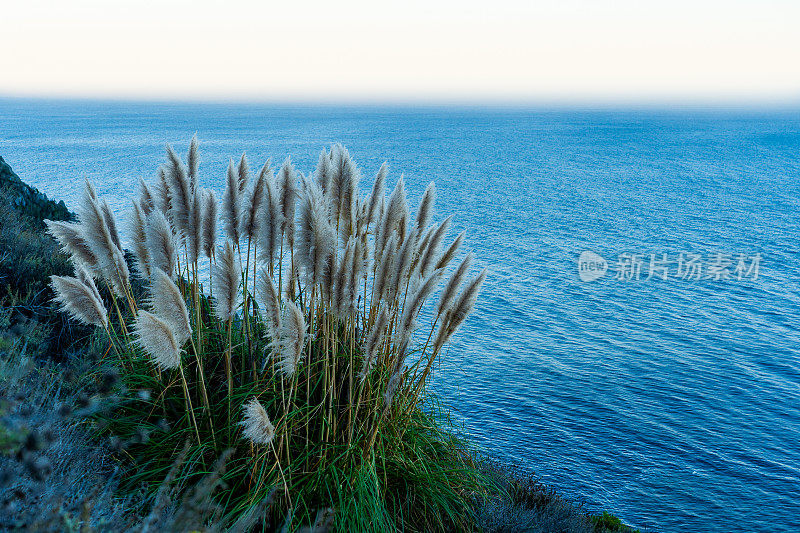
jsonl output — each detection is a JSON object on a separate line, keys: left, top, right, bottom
{"left": 202, "top": 189, "right": 218, "bottom": 259}
{"left": 433, "top": 268, "right": 487, "bottom": 355}
{"left": 222, "top": 160, "right": 242, "bottom": 243}
{"left": 277, "top": 159, "right": 298, "bottom": 249}
{"left": 166, "top": 145, "right": 193, "bottom": 238}
{"left": 212, "top": 240, "right": 241, "bottom": 322}
{"left": 134, "top": 310, "right": 181, "bottom": 370}
{"left": 257, "top": 272, "right": 281, "bottom": 341}
{"left": 258, "top": 172, "right": 281, "bottom": 269}
{"left": 78, "top": 180, "right": 130, "bottom": 298}
{"left": 149, "top": 268, "right": 192, "bottom": 345}
{"left": 101, "top": 199, "right": 122, "bottom": 251}
{"left": 46, "top": 139, "right": 489, "bottom": 532}
{"left": 188, "top": 188, "right": 204, "bottom": 264}
{"left": 145, "top": 210, "right": 177, "bottom": 278}
{"left": 240, "top": 398, "right": 275, "bottom": 445}
{"left": 50, "top": 275, "right": 108, "bottom": 328}
{"left": 274, "top": 300, "right": 305, "bottom": 376}
{"left": 187, "top": 134, "right": 199, "bottom": 191}
{"left": 415, "top": 182, "right": 436, "bottom": 237}
{"left": 243, "top": 162, "right": 269, "bottom": 243}
{"left": 131, "top": 201, "right": 152, "bottom": 278}
{"left": 45, "top": 220, "right": 98, "bottom": 271}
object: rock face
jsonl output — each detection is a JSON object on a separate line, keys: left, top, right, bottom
{"left": 0, "top": 156, "right": 72, "bottom": 223}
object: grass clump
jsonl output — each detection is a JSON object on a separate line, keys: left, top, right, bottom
{"left": 46, "top": 139, "right": 491, "bottom": 531}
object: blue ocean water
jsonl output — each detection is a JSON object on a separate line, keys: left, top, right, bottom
{"left": 1, "top": 99, "right": 799, "bottom": 532}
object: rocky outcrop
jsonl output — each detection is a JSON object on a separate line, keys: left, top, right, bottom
{"left": 0, "top": 156, "right": 72, "bottom": 224}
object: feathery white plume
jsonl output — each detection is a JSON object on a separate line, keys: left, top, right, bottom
{"left": 360, "top": 305, "right": 389, "bottom": 377}
{"left": 243, "top": 161, "right": 269, "bottom": 242}
{"left": 297, "top": 180, "right": 336, "bottom": 289}
{"left": 239, "top": 398, "right": 275, "bottom": 445}
{"left": 77, "top": 180, "right": 130, "bottom": 296}
{"left": 222, "top": 160, "right": 243, "bottom": 243}
{"left": 212, "top": 240, "right": 241, "bottom": 321}
{"left": 155, "top": 167, "right": 172, "bottom": 217}
{"left": 435, "top": 231, "right": 465, "bottom": 271}
{"left": 187, "top": 134, "right": 199, "bottom": 192}
{"left": 315, "top": 148, "right": 332, "bottom": 194}
{"left": 333, "top": 238, "right": 356, "bottom": 316}
{"left": 437, "top": 252, "right": 473, "bottom": 317}
{"left": 134, "top": 310, "right": 181, "bottom": 370}
{"left": 417, "top": 215, "right": 453, "bottom": 279}
{"left": 202, "top": 189, "right": 218, "bottom": 259}
{"left": 131, "top": 200, "right": 152, "bottom": 278}
{"left": 138, "top": 178, "right": 155, "bottom": 215}
{"left": 277, "top": 159, "right": 298, "bottom": 248}
{"left": 237, "top": 154, "right": 250, "bottom": 194}
{"left": 187, "top": 188, "right": 203, "bottom": 264}
{"left": 100, "top": 200, "right": 122, "bottom": 251}
{"left": 366, "top": 163, "right": 387, "bottom": 227}
{"left": 165, "top": 145, "right": 193, "bottom": 238}
{"left": 433, "top": 268, "right": 487, "bottom": 354}
{"left": 149, "top": 268, "right": 192, "bottom": 345}
{"left": 145, "top": 210, "right": 177, "bottom": 278}
{"left": 257, "top": 271, "right": 281, "bottom": 341}
{"left": 376, "top": 177, "right": 408, "bottom": 255}
{"left": 50, "top": 275, "right": 108, "bottom": 328}
{"left": 258, "top": 171, "right": 281, "bottom": 267}
{"left": 389, "top": 229, "right": 417, "bottom": 302}
{"left": 414, "top": 182, "right": 436, "bottom": 237}
{"left": 45, "top": 220, "right": 98, "bottom": 272}
{"left": 274, "top": 300, "right": 305, "bottom": 376}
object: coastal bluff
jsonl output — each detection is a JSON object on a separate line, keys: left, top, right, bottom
{"left": 0, "top": 156, "right": 71, "bottom": 224}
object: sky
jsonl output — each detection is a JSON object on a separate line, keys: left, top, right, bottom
{"left": 1, "top": 0, "right": 799, "bottom": 103}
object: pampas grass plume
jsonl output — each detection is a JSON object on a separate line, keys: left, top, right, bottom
{"left": 45, "top": 220, "right": 98, "bottom": 271}
{"left": 78, "top": 179, "right": 130, "bottom": 295}
{"left": 277, "top": 159, "right": 298, "bottom": 247}
{"left": 243, "top": 162, "right": 268, "bottom": 241}
{"left": 275, "top": 300, "right": 305, "bottom": 376}
{"left": 149, "top": 268, "right": 192, "bottom": 345}
{"left": 257, "top": 271, "right": 281, "bottom": 341}
{"left": 366, "top": 162, "right": 387, "bottom": 226}
{"left": 101, "top": 200, "right": 122, "bottom": 251}
{"left": 435, "top": 230, "right": 465, "bottom": 271}
{"left": 50, "top": 275, "right": 108, "bottom": 328}
{"left": 223, "top": 160, "right": 243, "bottom": 243}
{"left": 414, "top": 182, "right": 436, "bottom": 236}
{"left": 417, "top": 214, "right": 453, "bottom": 279}
{"left": 187, "top": 134, "right": 199, "bottom": 190}
{"left": 146, "top": 210, "right": 177, "bottom": 278}
{"left": 212, "top": 240, "right": 241, "bottom": 321}
{"left": 433, "top": 268, "right": 487, "bottom": 354}
{"left": 166, "top": 145, "right": 193, "bottom": 237}
{"left": 131, "top": 200, "right": 152, "bottom": 278}
{"left": 237, "top": 153, "right": 250, "bottom": 194}
{"left": 135, "top": 310, "right": 181, "bottom": 370}
{"left": 258, "top": 172, "right": 281, "bottom": 266}
{"left": 202, "top": 189, "right": 218, "bottom": 259}
{"left": 437, "top": 252, "right": 473, "bottom": 317}
{"left": 239, "top": 398, "right": 275, "bottom": 446}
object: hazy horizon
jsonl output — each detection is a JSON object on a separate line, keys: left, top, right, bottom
{"left": 3, "top": 0, "right": 798, "bottom": 104}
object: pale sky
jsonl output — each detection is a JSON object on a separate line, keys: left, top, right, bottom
{"left": 1, "top": 0, "right": 799, "bottom": 102}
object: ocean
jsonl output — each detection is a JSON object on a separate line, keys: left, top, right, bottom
{"left": 1, "top": 98, "right": 798, "bottom": 532}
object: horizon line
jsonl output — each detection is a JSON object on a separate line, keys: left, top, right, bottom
{"left": 1, "top": 92, "right": 800, "bottom": 112}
